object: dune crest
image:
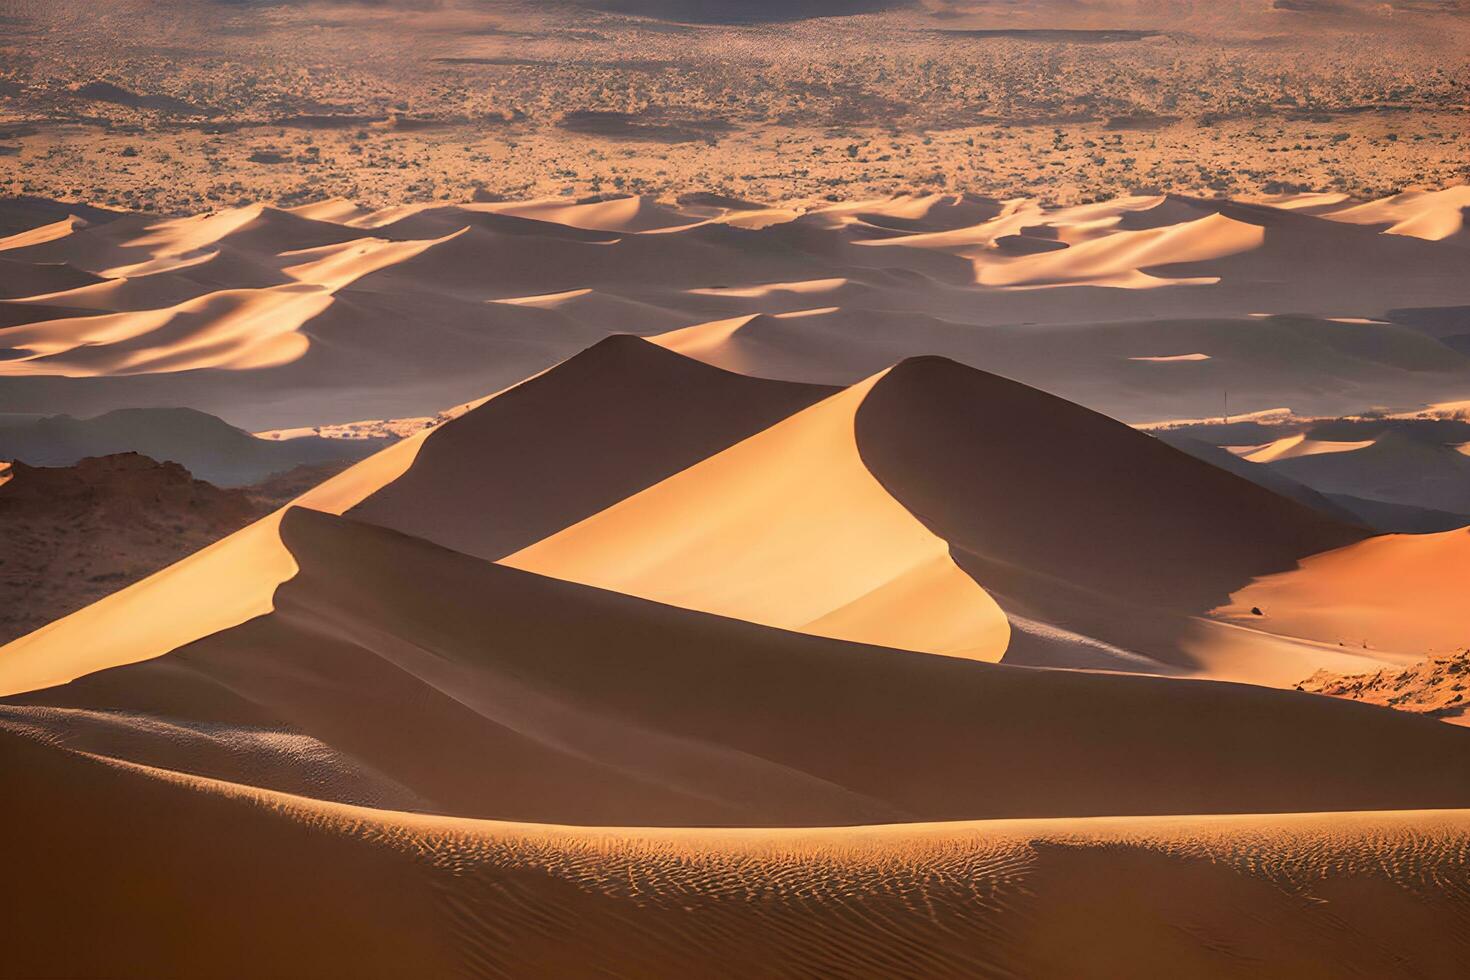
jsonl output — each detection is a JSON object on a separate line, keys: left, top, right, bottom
{"left": 505, "top": 370, "right": 1011, "bottom": 661}
{"left": 1218, "top": 527, "right": 1470, "bottom": 658}
{"left": 5, "top": 189, "right": 1470, "bottom": 429}
{"left": 0, "top": 430, "right": 430, "bottom": 697}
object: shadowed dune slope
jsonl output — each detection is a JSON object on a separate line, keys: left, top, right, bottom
{"left": 508, "top": 347, "right": 1367, "bottom": 674}
{"left": 853, "top": 356, "right": 1366, "bottom": 613}
{"left": 349, "top": 335, "right": 836, "bottom": 560}
{"left": 0, "top": 405, "right": 378, "bottom": 486}
{"left": 2, "top": 728, "right": 1469, "bottom": 980}
{"left": 11, "top": 507, "right": 1470, "bottom": 829}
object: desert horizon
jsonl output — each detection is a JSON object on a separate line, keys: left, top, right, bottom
{"left": 3, "top": 1, "right": 1470, "bottom": 978}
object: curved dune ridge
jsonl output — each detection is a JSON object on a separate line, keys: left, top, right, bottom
{"left": 5, "top": 188, "right": 1470, "bottom": 428}
{"left": 9, "top": 506, "right": 1470, "bottom": 828}
{"left": 506, "top": 341, "right": 1374, "bottom": 682}
{"left": 6, "top": 191, "right": 1470, "bottom": 975}
{"left": 1219, "top": 527, "right": 1470, "bottom": 658}
{"left": 503, "top": 367, "right": 1011, "bottom": 661}
{"left": 0, "top": 430, "right": 430, "bottom": 698}
{"left": 4, "top": 709, "right": 1470, "bottom": 978}
{"left": 347, "top": 335, "right": 839, "bottom": 561}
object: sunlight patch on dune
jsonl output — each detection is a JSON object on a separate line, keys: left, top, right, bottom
{"left": 1216, "top": 528, "right": 1470, "bottom": 658}
{"left": 974, "top": 212, "right": 1264, "bottom": 288}
{"left": 0, "top": 284, "right": 328, "bottom": 377}
{"left": 505, "top": 372, "right": 1010, "bottom": 661}
{"left": 1243, "top": 433, "right": 1377, "bottom": 464}
{"left": 0, "top": 429, "right": 432, "bottom": 697}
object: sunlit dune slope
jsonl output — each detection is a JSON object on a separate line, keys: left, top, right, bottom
{"left": 1321, "top": 186, "right": 1470, "bottom": 245}
{"left": 1220, "top": 527, "right": 1470, "bottom": 658}
{"left": 7, "top": 190, "right": 1470, "bottom": 428}
{"left": 509, "top": 346, "right": 1365, "bottom": 675}
{"left": 0, "top": 432, "right": 428, "bottom": 697}
{"left": 9, "top": 506, "right": 1470, "bottom": 828}
{"left": 3, "top": 727, "right": 1469, "bottom": 979}
{"left": 504, "top": 363, "right": 1011, "bottom": 660}
{"left": 853, "top": 356, "right": 1363, "bottom": 613}
{"left": 349, "top": 335, "right": 837, "bottom": 559}
{"left": 0, "top": 284, "right": 326, "bottom": 376}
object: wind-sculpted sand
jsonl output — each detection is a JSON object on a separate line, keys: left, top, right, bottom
{"left": 4, "top": 727, "right": 1469, "bottom": 979}
{"left": 5, "top": 189, "right": 1470, "bottom": 429}
{"left": 5, "top": 189, "right": 1470, "bottom": 976}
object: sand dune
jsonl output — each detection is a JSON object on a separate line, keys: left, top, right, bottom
{"left": 487, "top": 194, "right": 710, "bottom": 233}
{"left": 4, "top": 722, "right": 1470, "bottom": 979}
{"left": 0, "top": 284, "right": 329, "bottom": 377}
{"left": 4, "top": 189, "right": 1470, "bottom": 428}
{"left": 505, "top": 366, "right": 1011, "bottom": 660}
{"left": 1219, "top": 527, "right": 1470, "bottom": 659}
{"left": 350, "top": 335, "right": 836, "bottom": 560}
{"left": 1242, "top": 433, "right": 1378, "bottom": 463}
{"left": 0, "top": 433, "right": 428, "bottom": 697}
{"left": 974, "top": 212, "right": 1265, "bottom": 288}
{"left": 1259, "top": 430, "right": 1470, "bottom": 516}
{"left": 1322, "top": 186, "right": 1470, "bottom": 244}
{"left": 0, "top": 255, "right": 103, "bottom": 299}
{"left": 508, "top": 344, "right": 1367, "bottom": 680}
{"left": 9, "top": 506, "right": 1470, "bottom": 827}
{"left": 10, "top": 0, "right": 1470, "bottom": 969}
{"left": 4, "top": 201, "right": 1470, "bottom": 971}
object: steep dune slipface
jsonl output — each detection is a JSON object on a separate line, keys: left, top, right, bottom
{"left": 349, "top": 335, "right": 836, "bottom": 560}
{"left": 849, "top": 356, "right": 1387, "bottom": 681}
{"left": 504, "top": 369, "right": 1011, "bottom": 661}
{"left": 11, "top": 507, "right": 1470, "bottom": 827}
{"left": 508, "top": 346, "right": 1369, "bottom": 679}
{"left": 1321, "top": 186, "right": 1470, "bottom": 244}
{"left": 7, "top": 190, "right": 1470, "bottom": 429}
{"left": 853, "top": 356, "right": 1365, "bottom": 615}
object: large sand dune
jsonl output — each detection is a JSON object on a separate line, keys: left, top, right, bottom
{"left": 5, "top": 190, "right": 1470, "bottom": 976}
{"left": 8, "top": 506, "right": 1470, "bottom": 829}
{"left": 4, "top": 726, "right": 1470, "bottom": 979}
{"left": 349, "top": 335, "right": 837, "bottom": 560}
